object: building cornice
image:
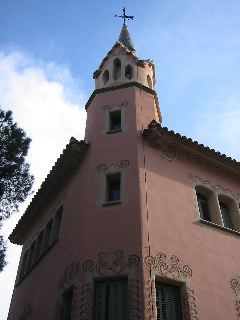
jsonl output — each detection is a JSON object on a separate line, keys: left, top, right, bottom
{"left": 9, "top": 138, "right": 89, "bottom": 244}
{"left": 143, "top": 120, "right": 240, "bottom": 180}
{"left": 85, "top": 82, "right": 162, "bottom": 123}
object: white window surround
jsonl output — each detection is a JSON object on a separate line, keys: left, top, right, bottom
{"left": 195, "top": 184, "right": 240, "bottom": 233}
{"left": 102, "top": 102, "right": 127, "bottom": 135}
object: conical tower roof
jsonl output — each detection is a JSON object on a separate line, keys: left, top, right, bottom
{"left": 118, "top": 23, "right": 136, "bottom": 53}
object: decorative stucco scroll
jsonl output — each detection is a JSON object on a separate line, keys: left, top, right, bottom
{"left": 182, "top": 288, "right": 199, "bottom": 320}
{"left": 82, "top": 249, "right": 140, "bottom": 275}
{"left": 54, "top": 262, "right": 80, "bottom": 320}
{"left": 159, "top": 143, "right": 177, "bottom": 162}
{"left": 79, "top": 282, "right": 93, "bottom": 320}
{"left": 145, "top": 279, "right": 157, "bottom": 320}
{"left": 96, "top": 159, "right": 130, "bottom": 173}
{"left": 102, "top": 100, "right": 128, "bottom": 111}
{"left": 187, "top": 173, "right": 240, "bottom": 200}
{"left": 129, "top": 278, "right": 141, "bottom": 320}
{"left": 58, "top": 261, "right": 80, "bottom": 291}
{"left": 230, "top": 277, "right": 240, "bottom": 319}
{"left": 143, "top": 121, "right": 177, "bottom": 162}
{"left": 144, "top": 252, "right": 192, "bottom": 280}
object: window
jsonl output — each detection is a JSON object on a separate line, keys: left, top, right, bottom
{"left": 19, "top": 251, "right": 28, "bottom": 279}
{"left": 94, "top": 280, "right": 128, "bottom": 320}
{"left": 106, "top": 173, "right": 121, "bottom": 203}
{"left": 147, "top": 75, "right": 153, "bottom": 89}
{"left": 102, "top": 70, "right": 109, "bottom": 85}
{"left": 51, "top": 206, "right": 63, "bottom": 243}
{"left": 113, "top": 59, "right": 121, "bottom": 80}
{"left": 195, "top": 184, "right": 240, "bottom": 233}
{"left": 41, "top": 219, "right": 53, "bottom": 254}
{"left": 62, "top": 287, "right": 73, "bottom": 320}
{"left": 25, "top": 241, "right": 36, "bottom": 272}
{"left": 156, "top": 283, "right": 183, "bottom": 320}
{"left": 125, "top": 65, "right": 133, "bottom": 80}
{"left": 219, "top": 202, "right": 234, "bottom": 229}
{"left": 197, "top": 193, "right": 211, "bottom": 222}
{"left": 109, "top": 110, "right": 121, "bottom": 132}
{"left": 17, "top": 207, "right": 63, "bottom": 284}
{"left": 33, "top": 231, "right": 43, "bottom": 265}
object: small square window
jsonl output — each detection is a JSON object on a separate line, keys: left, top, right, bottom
{"left": 109, "top": 110, "right": 121, "bottom": 132}
{"left": 105, "top": 173, "right": 121, "bottom": 203}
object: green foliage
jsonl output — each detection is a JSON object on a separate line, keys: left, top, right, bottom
{"left": 0, "top": 107, "right": 34, "bottom": 271}
{"left": 0, "top": 233, "right": 7, "bottom": 272}
{"left": 0, "top": 107, "right": 34, "bottom": 220}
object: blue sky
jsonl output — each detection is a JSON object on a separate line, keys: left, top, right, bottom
{"left": 1, "top": 0, "right": 240, "bottom": 155}
{"left": 1, "top": 1, "right": 240, "bottom": 318}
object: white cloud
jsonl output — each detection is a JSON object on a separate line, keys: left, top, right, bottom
{"left": 193, "top": 92, "right": 240, "bottom": 160}
{"left": 0, "top": 51, "right": 87, "bottom": 319}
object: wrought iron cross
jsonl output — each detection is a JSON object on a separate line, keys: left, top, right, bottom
{"left": 115, "top": 7, "right": 134, "bottom": 25}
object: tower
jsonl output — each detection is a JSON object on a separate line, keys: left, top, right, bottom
{"left": 8, "top": 10, "right": 240, "bottom": 320}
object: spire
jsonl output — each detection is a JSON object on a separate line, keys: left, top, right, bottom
{"left": 118, "top": 23, "right": 136, "bottom": 53}
{"left": 115, "top": 7, "right": 136, "bottom": 53}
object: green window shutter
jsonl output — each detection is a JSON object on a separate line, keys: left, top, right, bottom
{"left": 94, "top": 280, "right": 128, "bottom": 320}
{"left": 156, "top": 283, "right": 183, "bottom": 320}
{"left": 110, "top": 280, "right": 128, "bottom": 320}
{"left": 95, "top": 282, "right": 107, "bottom": 320}
{"left": 219, "top": 202, "right": 234, "bottom": 229}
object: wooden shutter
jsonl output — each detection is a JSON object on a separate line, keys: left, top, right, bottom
{"left": 156, "top": 283, "right": 183, "bottom": 320}
{"left": 94, "top": 280, "right": 128, "bottom": 320}
{"left": 110, "top": 280, "right": 128, "bottom": 320}
{"left": 95, "top": 282, "right": 107, "bottom": 320}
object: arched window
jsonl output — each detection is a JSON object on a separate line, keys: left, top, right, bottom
{"left": 197, "top": 193, "right": 211, "bottom": 222}
{"left": 102, "top": 70, "right": 109, "bottom": 85}
{"left": 125, "top": 64, "right": 133, "bottom": 80}
{"left": 147, "top": 75, "right": 153, "bottom": 89}
{"left": 219, "top": 202, "right": 233, "bottom": 229}
{"left": 113, "top": 59, "right": 121, "bottom": 80}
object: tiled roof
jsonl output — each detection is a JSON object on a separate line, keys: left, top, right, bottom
{"left": 143, "top": 120, "right": 240, "bottom": 171}
{"left": 118, "top": 23, "right": 135, "bottom": 53}
{"left": 9, "top": 138, "right": 88, "bottom": 244}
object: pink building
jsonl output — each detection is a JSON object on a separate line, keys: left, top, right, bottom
{"left": 8, "top": 21, "right": 240, "bottom": 320}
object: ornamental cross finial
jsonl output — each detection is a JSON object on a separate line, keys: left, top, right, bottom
{"left": 115, "top": 7, "right": 134, "bottom": 25}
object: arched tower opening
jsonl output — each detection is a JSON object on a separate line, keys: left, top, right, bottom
{"left": 125, "top": 64, "right": 133, "bottom": 80}
{"left": 113, "top": 58, "right": 121, "bottom": 80}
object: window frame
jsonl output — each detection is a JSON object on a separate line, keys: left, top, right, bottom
{"left": 195, "top": 184, "right": 240, "bottom": 235}
{"left": 103, "top": 172, "right": 122, "bottom": 206}
{"left": 155, "top": 281, "right": 183, "bottom": 320}
{"left": 17, "top": 205, "right": 63, "bottom": 285}
{"left": 107, "top": 109, "right": 122, "bottom": 134}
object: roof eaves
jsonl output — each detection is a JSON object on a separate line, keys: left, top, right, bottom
{"left": 143, "top": 120, "right": 240, "bottom": 172}
{"left": 9, "top": 138, "right": 88, "bottom": 244}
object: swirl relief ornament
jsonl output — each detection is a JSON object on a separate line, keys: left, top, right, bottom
{"left": 96, "top": 159, "right": 130, "bottom": 173}
{"left": 128, "top": 278, "right": 141, "bottom": 320}
{"left": 79, "top": 283, "right": 93, "bottom": 320}
{"left": 82, "top": 249, "right": 140, "bottom": 275}
{"left": 144, "top": 251, "right": 192, "bottom": 280}
{"left": 102, "top": 100, "right": 128, "bottom": 111}
{"left": 182, "top": 288, "right": 199, "bottom": 320}
{"left": 230, "top": 277, "right": 240, "bottom": 319}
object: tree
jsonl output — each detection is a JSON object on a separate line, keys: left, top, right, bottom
{"left": 0, "top": 107, "right": 34, "bottom": 271}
